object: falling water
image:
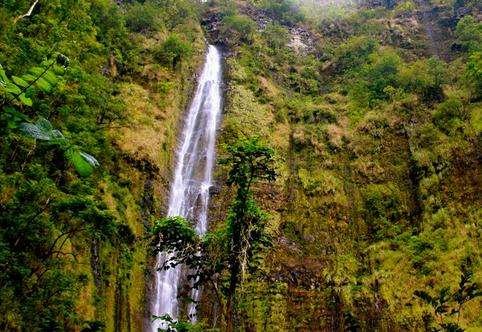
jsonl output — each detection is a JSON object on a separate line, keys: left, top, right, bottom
{"left": 151, "top": 45, "right": 222, "bottom": 331}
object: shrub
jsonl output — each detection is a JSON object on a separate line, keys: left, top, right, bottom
{"left": 125, "top": 1, "right": 162, "bottom": 33}
{"left": 263, "top": 23, "right": 289, "bottom": 50}
{"left": 334, "top": 36, "right": 378, "bottom": 73}
{"left": 157, "top": 0, "right": 198, "bottom": 29}
{"left": 399, "top": 57, "right": 446, "bottom": 103}
{"left": 455, "top": 15, "right": 482, "bottom": 52}
{"left": 362, "top": 183, "right": 404, "bottom": 240}
{"left": 153, "top": 34, "right": 192, "bottom": 69}
{"left": 220, "top": 14, "right": 256, "bottom": 46}
{"left": 433, "top": 97, "right": 466, "bottom": 134}
{"left": 261, "top": 0, "right": 305, "bottom": 25}
{"left": 350, "top": 48, "right": 402, "bottom": 107}
{"left": 465, "top": 51, "right": 482, "bottom": 99}
{"left": 394, "top": 0, "right": 416, "bottom": 15}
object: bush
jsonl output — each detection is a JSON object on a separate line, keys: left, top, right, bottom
{"left": 261, "top": 0, "right": 305, "bottom": 25}
{"left": 157, "top": 0, "right": 198, "bottom": 29}
{"left": 349, "top": 48, "right": 402, "bottom": 107}
{"left": 220, "top": 14, "right": 256, "bottom": 45}
{"left": 394, "top": 0, "right": 416, "bottom": 15}
{"left": 455, "top": 15, "right": 482, "bottom": 52}
{"left": 334, "top": 36, "right": 378, "bottom": 73}
{"left": 433, "top": 97, "right": 466, "bottom": 133}
{"left": 153, "top": 35, "right": 192, "bottom": 69}
{"left": 263, "top": 23, "right": 289, "bottom": 50}
{"left": 125, "top": 1, "right": 162, "bottom": 33}
{"left": 362, "top": 183, "right": 404, "bottom": 240}
{"left": 399, "top": 57, "right": 446, "bottom": 103}
{"left": 465, "top": 51, "right": 482, "bottom": 99}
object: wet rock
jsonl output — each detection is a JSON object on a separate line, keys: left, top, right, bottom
{"left": 455, "top": 6, "right": 471, "bottom": 19}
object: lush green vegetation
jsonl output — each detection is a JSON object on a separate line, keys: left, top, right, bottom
{"left": 1, "top": 0, "right": 481, "bottom": 330}
{"left": 206, "top": 0, "right": 482, "bottom": 330}
{"left": 0, "top": 0, "right": 203, "bottom": 330}
{"left": 153, "top": 137, "right": 276, "bottom": 331}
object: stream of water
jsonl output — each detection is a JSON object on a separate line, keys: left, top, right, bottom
{"left": 150, "top": 45, "right": 222, "bottom": 331}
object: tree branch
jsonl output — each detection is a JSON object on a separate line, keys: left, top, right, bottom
{"left": 14, "top": 0, "right": 39, "bottom": 24}
{"left": 210, "top": 278, "right": 227, "bottom": 321}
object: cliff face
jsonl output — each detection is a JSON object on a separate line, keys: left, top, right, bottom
{"left": 204, "top": 0, "right": 481, "bottom": 330}
{"left": 1, "top": 0, "right": 480, "bottom": 331}
{"left": 83, "top": 45, "right": 205, "bottom": 331}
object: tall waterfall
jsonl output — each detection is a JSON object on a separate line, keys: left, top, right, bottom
{"left": 151, "top": 45, "right": 222, "bottom": 331}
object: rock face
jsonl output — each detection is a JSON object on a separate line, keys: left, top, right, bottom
{"left": 202, "top": 9, "right": 223, "bottom": 44}
{"left": 201, "top": 1, "right": 482, "bottom": 331}
{"left": 240, "top": 3, "right": 319, "bottom": 54}
{"left": 203, "top": 3, "right": 319, "bottom": 54}
{"left": 287, "top": 26, "right": 318, "bottom": 54}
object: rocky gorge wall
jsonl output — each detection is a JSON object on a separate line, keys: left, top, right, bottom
{"left": 200, "top": 0, "right": 481, "bottom": 330}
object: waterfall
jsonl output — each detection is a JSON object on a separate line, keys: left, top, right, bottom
{"left": 150, "top": 45, "right": 222, "bottom": 331}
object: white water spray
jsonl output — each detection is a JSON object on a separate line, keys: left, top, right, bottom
{"left": 150, "top": 45, "right": 222, "bottom": 331}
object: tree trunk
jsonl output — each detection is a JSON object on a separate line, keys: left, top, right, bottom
{"left": 226, "top": 295, "right": 234, "bottom": 332}
{"left": 226, "top": 255, "right": 239, "bottom": 332}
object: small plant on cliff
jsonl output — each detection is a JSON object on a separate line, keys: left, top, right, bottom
{"left": 220, "top": 14, "right": 256, "bottom": 46}
{"left": 414, "top": 259, "right": 482, "bottom": 331}
{"left": 154, "top": 34, "right": 192, "bottom": 69}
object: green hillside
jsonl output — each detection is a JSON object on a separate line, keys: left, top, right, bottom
{"left": 0, "top": 0, "right": 480, "bottom": 331}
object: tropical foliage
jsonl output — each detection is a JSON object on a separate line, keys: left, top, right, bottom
{"left": 0, "top": 0, "right": 481, "bottom": 330}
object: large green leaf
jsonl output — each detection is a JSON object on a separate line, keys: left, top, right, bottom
{"left": 36, "top": 117, "right": 53, "bottom": 131}
{"left": 79, "top": 152, "right": 100, "bottom": 167}
{"left": 28, "top": 67, "right": 45, "bottom": 76}
{"left": 65, "top": 149, "right": 94, "bottom": 177}
{"left": 21, "top": 73, "right": 37, "bottom": 83}
{"left": 12, "top": 76, "right": 29, "bottom": 88}
{"left": 4, "top": 106, "right": 29, "bottom": 121}
{"left": 18, "top": 93, "right": 32, "bottom": 106}
{"left": 20, "top": 117, "right": 63, "bottom": 140}
{"left": 42, "top": 70, "right": 58, "bottom": 85}
{"left": 35, "top": 77, "right": 52, "bottom": 92}
{"left": 0, "top": 65, "right": 9, "bottom": 85}
{"left": 21, "top": 122, "right": 52, "bottom": 140}
{"left": 52, "top": 64, "right": 66, "bottom": 75}
{"left": 4, "top": 106, "right": 30, "bottom": 129}
{"left": 5, "top": 82, "right": 21, "bottom": 94}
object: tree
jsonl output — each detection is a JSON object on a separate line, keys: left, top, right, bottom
{"left": 219, "top": 137, "right": 276, "bottom": 332}
{"left": 152, "top": 137, "right": 276, "bottom": 331}
{"left": 151, "top": 216, "right": 199, "bottom": 271}
{"left": 464, "top": 51, "right": 481, "bottom": 100}
{"left": 455, "top": 15, "right": 482, "bottom": 53}
{"left": 350, "top": 48, "right": 402, "bottom": 107}
{"left": 124, "top": 1, "right": 162, "bottom": 34}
